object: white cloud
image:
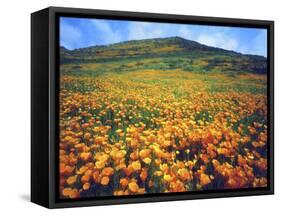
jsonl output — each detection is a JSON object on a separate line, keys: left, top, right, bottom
{"left": 236, "top": 31, "right": 267, "bottom": 57}
{"left": 90, "top": 20, "right": 111, "bottom": 33}
{"left": 127, "top": 23, "right": 194, "bottom": 42}
{"left": 127, "top": 22, "right": 170, "bottom": 40}
{"left": 90, "top": 20, "right": 122, "bottom": 44}
{"left": 253, "top": 31, "right": 267, "bottom": 57}
{"left": 197, "top": 32, "right": 238, "bottom": 51}
{"left": 60, "top": 23, "right": 82, "bottom": 50}
{"left": 178, "top": 27, "right": 192, "bottom": 39}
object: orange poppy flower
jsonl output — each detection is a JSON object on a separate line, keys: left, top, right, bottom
{"left": 178, "top": 168, "right": 192, "bottom": 181}
{"left": 102, "top": 167, "right": 114, "bottom": 176}
{"left": 81, "top": 174, "right": 91, "bottom": 184}
{"left": 66, "top": 175, "right": 77, "bottom": 185}
{"left": 140, "top": 168, "right": 148, "bottom": 182}
{"left": 128, "top": 182, "right": 139, "bottom": 193}
{"left": 199, "top": 173, "right": 211, "bottom": 186}
{"left": 143, "top": 157, "right": 151, "bottom": 165}
{"left": 80, "top": 152, "right": 92, "bottom": 162}
{"left": 83, "top": 182, "right": 90, "bottom": 190}
{"left": 92, "top": 170, "right": 100, "bottom": 183}
{"left": 95, "top": 160, "right": 105, "bottom": 169}
{"left": 131, "top": 160, "right": 141, "bottom": 171}
{"left": 123, "top": 166, "right": 134, "bottom": 176}
{"left": 120, "top": 178, "right": 129, "bottom": 189}
{"left": 62, "top": 187, "right": 72, "bottom": 197}
{"left": 101, "top": 176, "right": 110, "bottom": 185}
{"left": 68, "top": 189, "right": 80, "bottom": 198}
{"left": 84, "top": 132, "right": 91, "bottom": 140}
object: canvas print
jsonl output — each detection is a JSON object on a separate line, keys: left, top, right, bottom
{"left": 59, "top": 17, "right": 268, "bottom": 199}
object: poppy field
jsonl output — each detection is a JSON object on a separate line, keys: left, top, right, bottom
{"left": 59, "top": 66, "right": 268, "bottom": 199}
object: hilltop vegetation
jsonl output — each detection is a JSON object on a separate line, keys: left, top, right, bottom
{"left": 60, "top": 36, "right": 267, "bottom": 74}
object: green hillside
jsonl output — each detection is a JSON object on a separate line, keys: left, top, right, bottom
{"left": 60, "top": 36, "right": 267, "bottom": 74}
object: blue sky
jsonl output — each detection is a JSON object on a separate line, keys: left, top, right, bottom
{"left": 60, "top": 17, "right": 267, "bottom": 57}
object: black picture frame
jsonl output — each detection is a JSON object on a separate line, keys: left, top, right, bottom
{"left": 31, "top": 6, "right": 274, "bottom": 208}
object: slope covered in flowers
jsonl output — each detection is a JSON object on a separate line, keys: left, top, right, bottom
{"left": 59, "top": 67, "right": 268, "bottom": 199}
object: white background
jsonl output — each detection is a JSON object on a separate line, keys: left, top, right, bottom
{"left": 0, "top": 0, "right": 279, "bottom": 214}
